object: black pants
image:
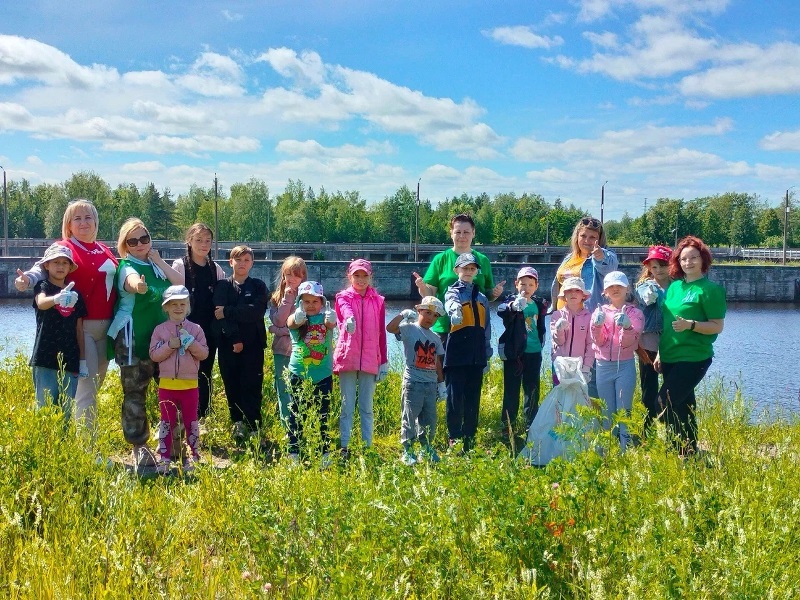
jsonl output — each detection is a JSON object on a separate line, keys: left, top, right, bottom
{"left": 658, "top": 359, "right": 712, "bottom": 454}
{"left": 287, "top": 374, "right": 332, "bottom": 455}
{"left": 639, "top": 349, "right": 660, "bottom": 428}
{"left": 218, "top": 343, "right": 264, "bottom": 430}
{"left": 445, "top": 365, "right": 484, "bottom": 443}
{"left": 501, "top": 352, "right": 542, "bottom": 430}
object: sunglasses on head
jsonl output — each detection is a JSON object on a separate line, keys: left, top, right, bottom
{"left": 580, "top": 217, "right": 601, "bottom": 229}
{"left": 126, "top": 234, "right": 151, "bottom": 247}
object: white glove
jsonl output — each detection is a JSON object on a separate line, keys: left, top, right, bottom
{"left": 179, "top": 328, "right": 195, "bottom": 355}
{"left": 554, "top": 317, "right": 569, "bottom": 333}
{"left": 79, "top": 359, "right": 89, "bottom": 378}
{"left": 54, "top": 282, "right": 78, "bottom": 308}
{"left": 376, "top": 363, "right": 389, "bottom": 383}
{"left": 592, "top": 310, "right": 606, "bottom": 327}
{"left": 345, "top": 316, "right": 356, "bottom": 334}
{"left": 637, "top": 282, "right": 659, "bottom": 306}
{"left": 400, "top": 309, "right": 417, "bottom": 323}
{"left": 324, "top": 301, "right": 336, "bottom": 326}
{"left": 511, "top": 295, "right": 527, "bottom": 312}
{"left": 614, "top": 313, "right": 632, "bottom": 329}
{"left": 293, "top": 305, "right": 307, "bottom": 325}
{"left": 437, "top": 381, "right": 447, "bottom": 402}
{"left": 449, "top": 305, "right": 463, "bottom": 325}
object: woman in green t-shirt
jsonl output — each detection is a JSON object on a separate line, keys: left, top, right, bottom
{"left": 654, "top": 235, "right": 726, "bottom": 456}
{"left": 412, "top": 213, "right": 505, "bottom": 338}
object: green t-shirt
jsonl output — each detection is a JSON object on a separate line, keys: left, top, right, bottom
{"left": 288, "top": 313, "right": 333, "bottom": 383}
{"left": 523, "top": 301, "right": 542, "bottom": 354}
{"left": 659, "top": 277, "right": 727, "bottom": 363}
{"left": 423, "top": 248, "right": 495, "bottom": 334}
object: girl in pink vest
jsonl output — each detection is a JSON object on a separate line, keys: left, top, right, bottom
{"left": 332, "top": 259, "right": 388, "bottom": 457}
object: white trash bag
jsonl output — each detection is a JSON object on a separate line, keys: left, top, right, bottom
{"left": 518, "top": 357, "right": 595, "bottom": 466}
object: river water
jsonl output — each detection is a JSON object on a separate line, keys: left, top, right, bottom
{"left": 2, "top": 299, "right": 798, "bottom": 419}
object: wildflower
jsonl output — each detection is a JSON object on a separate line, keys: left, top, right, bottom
{"left": 551, "top": 482, "right": 559, "bottom": 490}
{"left": 241, "top": 570, "right": 252, "bottom": 581}
{"left": 262, "top": 583, "right": 273, "bottom": 592}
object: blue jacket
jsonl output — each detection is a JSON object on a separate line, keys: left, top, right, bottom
{"left": 443, "top": 280, "right": 492, "bottom": 368}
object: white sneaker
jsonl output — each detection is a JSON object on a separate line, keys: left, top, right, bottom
{"left": 400, "top": 450, "right": 417, "bottom": 466}
{"left": 155, "top": 459, "right": 172, "bottom": 475}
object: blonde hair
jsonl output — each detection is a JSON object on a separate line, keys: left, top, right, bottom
{"left": 569, "top": 217, "right": 607, "bottom": 257}
{"left": 116, "top": 217, "right": 149, "bottom": 257}
{"left": 62, "top": 199, "right": 99, "bottom": 240}
{"left": 271, "top": 256, "right": 307, "bottom": 305}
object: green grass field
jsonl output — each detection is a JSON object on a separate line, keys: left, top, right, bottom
{"left": 2, "top": 348, "right": 799, "bottom": 599}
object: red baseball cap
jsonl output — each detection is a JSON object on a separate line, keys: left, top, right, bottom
{"left": 643, "top": 245, "right": 672, "bottom": 264}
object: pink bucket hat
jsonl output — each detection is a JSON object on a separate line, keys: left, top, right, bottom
{"left": 347, "top": 258, "right": 372, "bottom": 276}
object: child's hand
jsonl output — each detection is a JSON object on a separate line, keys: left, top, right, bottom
{"left": 592, "top": 310, "right": 606, "bottom": 327}
{"left": 323, "top": 301, "right": 336, "bottom": 326}
{"left": 232, "top": 342, "right": 244, "bottom": 353}
{"left": 168, "top": 336, "right": 181, "bottom": 349}
{"left": 554, "top": 317, "right": 569, "bottom": 333}
{"left": 345, "top": 316, "right": 356, "bottom": 333}
{"left": 437, "top": 381, "right": 447, "bottom": 402}
{"left": 14, "top": 269, "right": 31, "bottom": 292}
{"left": 54, "top": 283, "right": 78, "bottom": 308}
{"left": 79, "top": 360, "right": 89, "bottom": 378}
{"left": 135, "top": 274, "right": 148, "bottom": 295}
{"left": 637, "top": 282, "right": 659, "bottom": 306}
{"left": 179, "top": 328, "right": 195, "bottom": 354}
{"left": 214, "top": 306, "right": 225, "bottom": 320}
{"left": 293, "top": 305, "right": 307, "bottom": 325}
{"left": 449, "top": 305, "right": 463, "bottom": 325}
{"left": 400, "top": 309, "right": 417, "bottom": 323}
{"left": 376, "top": 363, "right": 389, "bottom": 383}
{"left": 614, "top": 313, "right": 632, "bottom": 329}
{"left": 492, "top": 280, "right": 506, "bottom": 299}
{"left": 511, "top": 295, "right": 527, "bottom": 312}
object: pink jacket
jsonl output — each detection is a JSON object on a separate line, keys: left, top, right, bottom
{"left": 332, "top": 286, "right": 387, "bottom": 375}
{"left": 590, "top": 304, "right": 644, "bottom": 362}
{"left": 550, "top": 307, "right": 594, "bottom": 371}
{"left": 149, "top": 320, "right": 209, "bottom": 380}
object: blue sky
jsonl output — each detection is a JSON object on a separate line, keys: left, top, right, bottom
{"left": 1, "top": 0, "right": 799, "bottom": 220}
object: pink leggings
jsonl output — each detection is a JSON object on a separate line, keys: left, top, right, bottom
{"left": 157, "top": 387, "right": 200, "bottom": 461}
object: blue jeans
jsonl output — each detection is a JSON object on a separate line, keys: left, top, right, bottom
{"left": 338, "top": 370, "right": 377, "bottom": 448}
{"left": 595, "top": 358, "right": 636, "bottom": 451}
{"left": 33, "top": 366, "right": 78, "bottom": 423}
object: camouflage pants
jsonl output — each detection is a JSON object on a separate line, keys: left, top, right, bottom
{"left": 115, "top": 331, "right": 156, "bottom": 446}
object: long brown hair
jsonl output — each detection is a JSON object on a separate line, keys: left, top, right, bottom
{"left": 271, "top": 256, "right": 307, "bottom": 305}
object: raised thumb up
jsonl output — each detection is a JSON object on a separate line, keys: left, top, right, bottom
{"left": 136, "top": 274, "right": 148, "bottom": 294}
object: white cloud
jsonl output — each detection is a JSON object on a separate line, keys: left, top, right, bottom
{"left": 678, "top": 42, "right": 800, "bottom": 98}
{"left": 26, "top": 155, "right": 43, "bottom": 165}
{"left": 275, "top": 139, "right": 394, "bottom": 158}
{"left": 0, "top": 34, "right": 119, "bottom": 88}
{"left": 103, "top": 134, "right": 260, "bottom": 155}
{"left": 256, "top": 47, "right": 327, "bottom": 87}
{"left": 121, "top": 161, "right": 165, "bottom": 173}
{"left": 760, "top": 130, "right": 800, "bottom": 152}
{"left": 484, "top": 26, "right": 564, "bottom": 50}
{"left": 583, "top": 31, "right": 619, "bottom": 49}
{"left": 525, "top": 168, "right": 585, "bottom": 183}
{"left": 221, "top": 10, "right": 243, "bottom": 22}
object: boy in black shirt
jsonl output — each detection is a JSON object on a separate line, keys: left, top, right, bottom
{"left": 30, "top": 243, "right": 87, "bottom": 424}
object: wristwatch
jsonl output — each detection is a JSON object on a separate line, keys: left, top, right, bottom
{"left": 690, "top": 320, "right": 696, "bottom": 331}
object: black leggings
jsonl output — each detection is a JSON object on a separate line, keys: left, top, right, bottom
{"left": 658, "top": 359, "right": 712, "bottom": 454}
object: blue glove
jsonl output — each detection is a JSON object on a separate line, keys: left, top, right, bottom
{"left": 400, "top": 309, "right": 418, "bottom": 322}
{"left": 511, "top": 295, "right": 528, "bottom": 311}
{"left": 637, "top": 282, "right": 659, "bottom": 306}
{"left": 79, "top": 359, "right": 89, "bottom": 378}
{"left": 592, "top": 310, "right": 606, "bottom": 327}
{"left": 614, "top": 313, "right": 632, "bottom": 329}
{"left": 179, "top": 328, "right": 195, "bottom": 355}
{"left": 376, "top": 363, "right": 389, "bottom": 383}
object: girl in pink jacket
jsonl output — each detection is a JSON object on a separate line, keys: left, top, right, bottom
{"left": 332, "top": 259, "right": 388, "bottom": 455}
{"left": 149, "top": 285, "right": 209, "bottom": 474}
{"left": 590, "top": 271, "right": 644, "bottom": 451}
{"left": 550, "top": 277, "right": 595, "bottom": 384}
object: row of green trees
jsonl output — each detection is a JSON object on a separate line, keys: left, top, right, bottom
{"left": 3, "top": 171, "right": 798, "bottom": 247}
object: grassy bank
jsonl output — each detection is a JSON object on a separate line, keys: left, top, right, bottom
{"left": 1, "top": 349, "right": 799, "bottom": 599}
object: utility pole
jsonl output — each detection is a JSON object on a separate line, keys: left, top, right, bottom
{"left": 1, "top": 166, "right": 7, "bottom": 257}
{"left": 214, "top": 174, "right": 219, "bottom": 260}
{"left": 784, "top": 187, "right": 795, "bottom": 266}
{"left": 600, "top": 181, "right": 608, "bottom": 224}
{"left": 414, "top": 178, "right": 421, "bottom": 262}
